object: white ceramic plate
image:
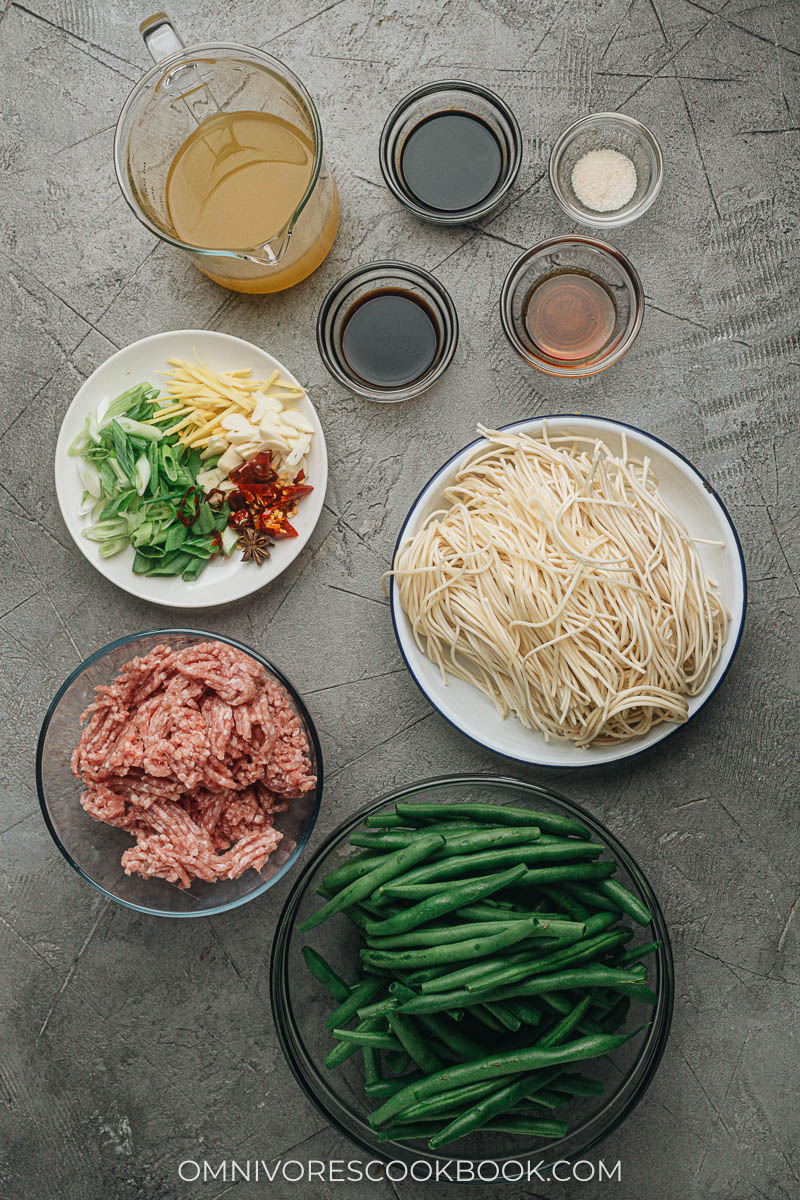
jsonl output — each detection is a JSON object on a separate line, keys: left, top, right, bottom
{"left": 56, "top": 330, "right": 327, "bottom": 609}
{"left": 389, "top": 415, "right": 747, "bottom": 768}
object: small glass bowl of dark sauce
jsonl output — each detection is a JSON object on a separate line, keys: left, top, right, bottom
{"left": 500, "top": 236, "right": 644, "bottom": 378}
{"left": 380, "top": 81, "right": 522, "bottom": 224}
{"left": 316, "top": 261, "right": 459, "bottom": 402}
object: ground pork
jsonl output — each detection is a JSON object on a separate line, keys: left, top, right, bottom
{"left": 71, "top": 641, "right": 316, "bottom": 888}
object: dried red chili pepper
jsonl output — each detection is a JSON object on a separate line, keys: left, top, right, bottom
{"left": 224, "top": 449, "right": 312, "bottom": 539}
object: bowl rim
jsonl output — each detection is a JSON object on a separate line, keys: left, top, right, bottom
{"left": 388, "top": 414, "right": 748, "bottom": 768}
{"left": 315, "top": 259, "right": 459, "bottom": 402}
{"left": 499, "top": 235, "right": 644, "bottom": 377}
{"left": 35, "top": 627, "right": 324, "bottom": 918}
{"left": 270, "top": 772, "right": 675, "bottom": 1167}
{"left": 378, "top": 78, "right": 523, "bottom": 224}
{"left": 548, "top": 112, "right": 664, "bottom": 229}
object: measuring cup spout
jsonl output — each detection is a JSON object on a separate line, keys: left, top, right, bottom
{"left": 245, "top": 225, "right": 293, "bottom": 267}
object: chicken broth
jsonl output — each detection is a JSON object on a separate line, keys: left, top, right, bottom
{"left": 166, "top": 110, "right": 315, "bottom": 251}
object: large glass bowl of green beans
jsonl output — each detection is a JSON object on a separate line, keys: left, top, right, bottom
{"left": 270, "top": 775, "right": 673, "bottom": 1169}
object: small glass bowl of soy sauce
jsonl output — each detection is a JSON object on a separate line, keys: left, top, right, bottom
{"left": 316, "top": 261, "right": 459, "bottom": 402}
{"left": 500, "top": 236, "right": 644, "bottom": 378}
{"left": 379, "top": 81, "right": 522, "bottom": 224}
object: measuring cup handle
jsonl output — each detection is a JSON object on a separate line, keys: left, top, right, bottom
{"left": 139, "top": 12, "right": 185, "bottom": 62}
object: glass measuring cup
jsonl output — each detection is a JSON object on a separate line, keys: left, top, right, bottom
{"left": 114, "top": 14, "right": 340, "bottom": 293}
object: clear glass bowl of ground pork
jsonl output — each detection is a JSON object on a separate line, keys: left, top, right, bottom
{"left": 37, "top": 630, "right": 323, "bottom": 917}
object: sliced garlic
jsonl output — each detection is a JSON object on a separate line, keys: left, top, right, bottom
{"left": 280, "top": 410, "right": 314, "bottom": 434}
{"left": 217, "top": 446, "right": 244, "bottom": 473}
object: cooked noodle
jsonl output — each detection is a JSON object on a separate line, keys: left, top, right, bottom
{"left": 391, "top": 425, "right": 728, "bottom": 747}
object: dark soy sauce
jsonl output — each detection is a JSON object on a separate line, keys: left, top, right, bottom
{"left": 341, "top": 289, "right": 438, "bottom": 388}
{"left": 400, "top": 112, "right": 503, "bottom": 212}
{"left": 524, "top": 271, "right": 617, "bottom": 362}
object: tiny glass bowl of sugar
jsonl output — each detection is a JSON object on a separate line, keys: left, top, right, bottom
{"left": 549, "top": 113, "right": 663, "bottom": 228}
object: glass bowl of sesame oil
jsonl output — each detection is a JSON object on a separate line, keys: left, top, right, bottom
{"left": 500, "top": 236, "right": 644, "bottom": 378}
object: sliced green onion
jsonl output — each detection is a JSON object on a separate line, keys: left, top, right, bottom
{"left": 82, "top": 518, "right": 128, "bottom": 542}
{"left": 115, "top": 417, "right": 163, "bottom": 441}
{"left": 98, "top": 536, "right": 129, "bottom": 558}
{"left": 134, "top": 453, "right": 151, "bottom": 496}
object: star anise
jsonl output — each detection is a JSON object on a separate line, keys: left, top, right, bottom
{"left": 237, "top": 528, "right": 273, "bottom": 565}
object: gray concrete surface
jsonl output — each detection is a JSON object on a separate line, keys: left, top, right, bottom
{"left": 1, "top": 1, "right": 798, "bottom": 1197}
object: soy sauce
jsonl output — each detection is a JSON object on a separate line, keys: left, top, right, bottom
{"left": 341, "top": 289, "right": 438, "bottom": 388}
{"left": 400, "top": 112, "right": 503, "bottom": 212}
{"left": 524, "top": 271, "right": 617, "bottom": 362}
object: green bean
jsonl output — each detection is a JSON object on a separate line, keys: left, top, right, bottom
{"left": 469, "top": 1004, "right": 505, "bottom": 1032}
{"left": 387, "top": 981, "right": 465, "bottom": 1023}
{"left": 324, "top": 978, "right": 383, "bottom": 1032}
{"left": 352, "top": 826, "right": 543, "bottom": 854}
{"left": 616, "top": 939, "right": 662, "bottom": 967}
{"left": 416, "top": 1014, "right": 486, "bottom": 1061}
{"left": 387, "top": 1012, "right": 444, "bottom": 1075}
{"left": 563, "top": 881, "right": 623, "bottom": 914}
{"left": 508, "top": 1090, "right": 567, "bottom": 1112}
{"left": 332, "top": 1029, "right": 403, "bottom": 1051}
{"left": 462, "top": 928, "right": 632, "bottom": 995}
{"left": 299, "top": 833, "right": 445, "bottom": 932}
{"left": 506, "top": 998, "right": 543, "bottom": 1027}
{"left": 361, "top": 916, "right": 541, "bottom": 970}
{"left": 428, "top": 1067, "right": 566, "bottom": 1148}
{"left": 365, "top": 1075, "right": 423, "bottom": 1099}
{"left": 395, "top": 964, "right": 653, "bottom": 1015}
{"left": 321, "top": 853, "right": 385, "bottom": 893}
{"left": 515, "top": 861, "right": 616, "bottom": 886}
{"left": 356, "top": 998, "right": 399, "bottom": 1021}
{"left": 550, "top": 1073, "right": 604, "bottom": 1097}
{"left": 420, "top": 917, "right": 618, "bottom": 995}
{"left": 482, "top": 1001, "right": 521, "bottom": 1031}
{"left": 457, "top": 904, "right": 569, "bottom": 923}
{"left": 596, "top": 879, "right": 654, "bottom": 926}
{"left": 368, "top": 1030, "right": 633, "bottom": 1127}
{"left": 485, "top": 1116, "right": 568, "bottom": 1137}
{"left": 366, "top": 919, "right": 519, "bottom": 948}
{"left": 376, "top": 1121, "right": 449, "bottom": 1142}
{"left": 541, "top": 884, "right": 590, "bottom": 921}
{"left": 398, "top": 1077, "right": 503, "bottom": 1122}
{"left": 383, "top": 1049, "right": 413, "bottom": 1075}
{"left": 536, "top": 996, "right": 591, "bottom": 1049}
{"left": 383, "top": 872, "right": 610, "bottom": 904}
{"left": 362, "top": 1045, "right": 380, "bottom": 1086}
{"left": 364, "top": 813, "right": 408, "bottom": 828}
{"left": 382, "top": 842, "right": 603, "bottom": 891}
{"left": 342, "top": 905, "right": 371, "bottom": 932}
{"left": 393, "top": 800, "right": 589, "bottom": 839}
{"left": 301, "top": 947, "right": 350, "bottom": 1001}
{"left": 363, "top": 864, "right": 528, "bottom": 938}
{"left": 401, "top": 1064, "right": 564, "bottom": 1126}
{"left": 325, "top": 1017, "right": 381, "bottom": 1069}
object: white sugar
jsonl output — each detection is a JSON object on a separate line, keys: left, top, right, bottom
{"left": 571, "top": 148, "right": 637, "bottom": 212}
